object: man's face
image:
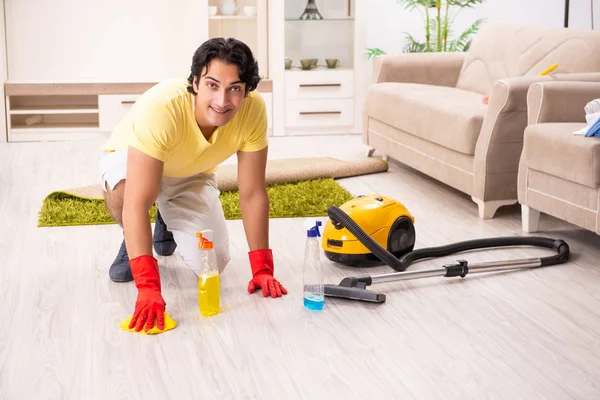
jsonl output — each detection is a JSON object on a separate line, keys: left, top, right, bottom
{"left": 193, "top": 59, "right": 247, "bottom": 130}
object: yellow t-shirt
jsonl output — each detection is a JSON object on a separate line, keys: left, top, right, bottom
{"left": 100, "top": 78, "right": 268, "bottom": 177}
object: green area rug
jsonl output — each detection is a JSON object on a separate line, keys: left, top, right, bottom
{"left": 37, "top": 178, "right": 354, "bottom": 227}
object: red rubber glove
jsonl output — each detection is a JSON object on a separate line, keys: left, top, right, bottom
{"left": 128, "top": 255, "right": 166, "bottom": 332}
{"left": 247, "top": 249, "right": 288, "bottom": 298}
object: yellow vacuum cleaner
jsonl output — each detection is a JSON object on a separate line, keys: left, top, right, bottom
{"left": 322, "top": 195, "right": 570, "bottom": 303}
{"left": 321, "top": 194, "right": 416, "bottom": 265}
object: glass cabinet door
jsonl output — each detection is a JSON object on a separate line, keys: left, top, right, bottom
{"left": 207, "top": 0, "right": 269, "bottom": 78}
{"left": 284, "top": 0, "right": 355, "bottom": 72}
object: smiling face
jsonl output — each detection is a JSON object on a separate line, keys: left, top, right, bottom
{"left": 192, "top": 58, "right": 247, "bottom": 136}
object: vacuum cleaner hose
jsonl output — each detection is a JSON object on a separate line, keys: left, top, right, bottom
{"left": 327, "top": 206, "right": 570, "bottom": 272}
{"left": 401, "top": 236, "right": 570, "bottom": 270}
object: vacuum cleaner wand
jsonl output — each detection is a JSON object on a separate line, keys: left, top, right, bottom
{"left": 324, "top": 206, "right": 570, "bottom": 303}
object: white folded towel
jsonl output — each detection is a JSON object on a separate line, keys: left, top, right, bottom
{"left": 574, "top": 98, "right": 600, "bottom": 135}
{"left": 585, "top": 99, "right": 600, "bottom": 116}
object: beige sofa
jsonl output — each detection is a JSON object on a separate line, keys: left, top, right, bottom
{"left": 363, "top": 23, "right": 600, "bottom": 218}
{"left": 519, "top": 81, "right": 600, "bottom": 235}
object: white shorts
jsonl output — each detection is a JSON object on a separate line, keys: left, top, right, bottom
{"left": 99, "top": 150, "right": 230, "bottom": 276}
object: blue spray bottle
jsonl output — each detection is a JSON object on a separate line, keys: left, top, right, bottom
{"left": 303, "top": 219, "right": 324, "bottom": 310}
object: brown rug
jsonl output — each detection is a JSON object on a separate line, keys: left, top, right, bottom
{"left": 64, "top": 157, "right": 388, "bottom": 199}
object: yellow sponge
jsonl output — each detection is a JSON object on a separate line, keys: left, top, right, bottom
{"left": 119, "top": 312, "right": 177, "bottom": 335}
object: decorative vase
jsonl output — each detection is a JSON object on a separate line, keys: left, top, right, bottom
{"left": 299, "top": 0, "right": 323, "bottom": 20}
{"left": 220, "top": 0, "right": 238, "bottom": 16}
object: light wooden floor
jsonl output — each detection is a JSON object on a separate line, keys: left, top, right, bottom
{"left": 2, "top": 134, "right": 600, "bottom": 400}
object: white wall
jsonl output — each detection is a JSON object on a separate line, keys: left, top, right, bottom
{"left": 486, "top": 0, "right": 599, "bottom": 29}
{"left": 4, "top": 0, "right": 206, "bottom": 82}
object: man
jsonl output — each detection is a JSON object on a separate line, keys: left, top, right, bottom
{"left": 98, "top": 37, "right": 287, "bottom": 333}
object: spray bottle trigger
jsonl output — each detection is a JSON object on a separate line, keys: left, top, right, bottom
{"left": 196, "top": 230, "right": 214, "bottom": 249}
{"left": 304, "top": 219, "right": 322, "bottom": 237}
{"left": 314, "top": 220, "right": 322, "bottom": 237}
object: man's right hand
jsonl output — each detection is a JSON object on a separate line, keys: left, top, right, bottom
{"left": 128, "top": 254, "right": 166, "bottom": 332}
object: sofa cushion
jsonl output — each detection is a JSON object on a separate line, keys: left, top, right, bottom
{"left": 456, "top": 24, "right": 600, "bottom": 96}
{"left": 523, "top": 123, "right": 600, "bottom": 188}
{"left": 365, "top": 82, "right": 486, "bottom": 155}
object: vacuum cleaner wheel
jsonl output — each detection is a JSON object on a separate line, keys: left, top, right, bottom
{"left": 388, "top": 216, "right": 416, "bottom": 258}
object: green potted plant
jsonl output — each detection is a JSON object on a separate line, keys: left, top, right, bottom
{"left": 366, "top": 0, "right": 485, "bottom": 59}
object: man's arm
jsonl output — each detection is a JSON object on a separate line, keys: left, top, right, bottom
{"left": 123, "top": 146, "right": 167, "bottom": 331}
{"left": 237, "top": 146, "right": 269, "bottom": 250}
{"left": 123, "top": 146, "right": 164, "bottom": 257}
{"left": 237, "top": 146, "right": 287, "bottom": 298}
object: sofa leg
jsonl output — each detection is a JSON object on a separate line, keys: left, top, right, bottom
{"left": 365, "top": 146, "right": 375, "bottom": 157}
{"left": 521, "top": 205, "right": 541, "bottom": 233}
{"left": 382, "top": 154, "right": 389, "bottom": 162}
{"left": 471, "top": 197, "right": 517, "bottom": 219}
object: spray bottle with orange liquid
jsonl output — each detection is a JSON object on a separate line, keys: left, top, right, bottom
{"left": 196, "top": 230, "right": 220, "bottom": 317}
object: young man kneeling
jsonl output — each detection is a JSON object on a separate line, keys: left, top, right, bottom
{"left": 98, "top": 37, "right": 287, "bottom": 333}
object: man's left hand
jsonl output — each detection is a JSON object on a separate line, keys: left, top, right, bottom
{"left": 247, "top": 248, "right": 288, "bottom": 298}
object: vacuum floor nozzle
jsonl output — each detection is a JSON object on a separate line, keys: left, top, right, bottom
{"left": 324, "top": 277, "right": 386, "bottom": 303}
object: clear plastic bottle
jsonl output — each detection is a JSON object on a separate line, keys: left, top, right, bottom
{"left": 196, "top": 230, "right": 220, "bottom": 317}
{"left": 303, "top": 219, "right": 324, "bottom": 310}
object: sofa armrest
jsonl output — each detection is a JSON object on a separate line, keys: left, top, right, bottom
{"left": 472, "top": 75, "right": 556, "bottom": 202}
{"left": 472, "top": 73, "right": 600, "bottom": 203}
{"left": 372, "top": 52, "right": 466, "bottom": 87}
{"left": 528, "top": 81, "right": 600, "bottom": 124}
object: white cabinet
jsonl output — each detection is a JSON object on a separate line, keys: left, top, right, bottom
{"left": 284, "top": 69, "right": 354, "bottom": 99}
{"left": 283, "top": 67, "right": 355, "bottom": 130}
{"left": 5, "top": 92, "right": 102, "bottom": 142}
{"left": 98, "top": 95, "right": 139, "bottom": 132}
{"left": 260, "top": 92, "right": 273, "bottom": 134}
{"left": 269, "top": 0, "right": 366, "bottom": 136}
{"left": 284, "top": 99, "right": 355, "bottom": 129}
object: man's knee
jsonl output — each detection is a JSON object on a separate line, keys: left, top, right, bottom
{"left": 217, "top": 250, "right": 231, "bottom": 274}
{"left": 178, "top": 234, "right": 230, "bottom": 276}
{"left": 103, "top": 179, "right": 126, "bottom": 227}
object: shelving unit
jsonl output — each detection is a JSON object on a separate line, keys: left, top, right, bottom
{"left": 270, "top": 0, "right": 366, "bottom": 136}
{"left": 4, "top": 80, "right": 273, "bottom": 142}
{"left": 6, "top": 94, "right": 100, "bottom": 141}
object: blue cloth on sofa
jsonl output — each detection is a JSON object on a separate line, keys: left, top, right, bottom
{"left": 585, "top": 115, "right": 600, "bottom": 137}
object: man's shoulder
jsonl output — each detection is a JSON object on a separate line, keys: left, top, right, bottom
{"left": 240, "top": 90, "right": 266, "bottom": 116}
{"left": 245, "top": 89, "right": 265, "bottom": 104}
{"left": 139, "top": 78, "right": 191, "bottom": 107}
{"left": 228, "top": 90, "right": 268, "bottom": 138}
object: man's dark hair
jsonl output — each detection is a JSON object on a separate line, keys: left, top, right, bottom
{"left": 187, "top": 37, "right": 261, "bottom": 95}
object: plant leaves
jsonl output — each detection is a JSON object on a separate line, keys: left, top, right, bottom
{"left": 365, "top": 47, "right": 387, "bottom": 60}
{"left": 394, "top": 1, "right": 485, "bottom": 53}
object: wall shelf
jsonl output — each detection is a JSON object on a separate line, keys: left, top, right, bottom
{"left": 9, "top": 106, "right": 99, "bottom": 114}
{"left": 10, "top": 122, "right": 100, "bottom": 131}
